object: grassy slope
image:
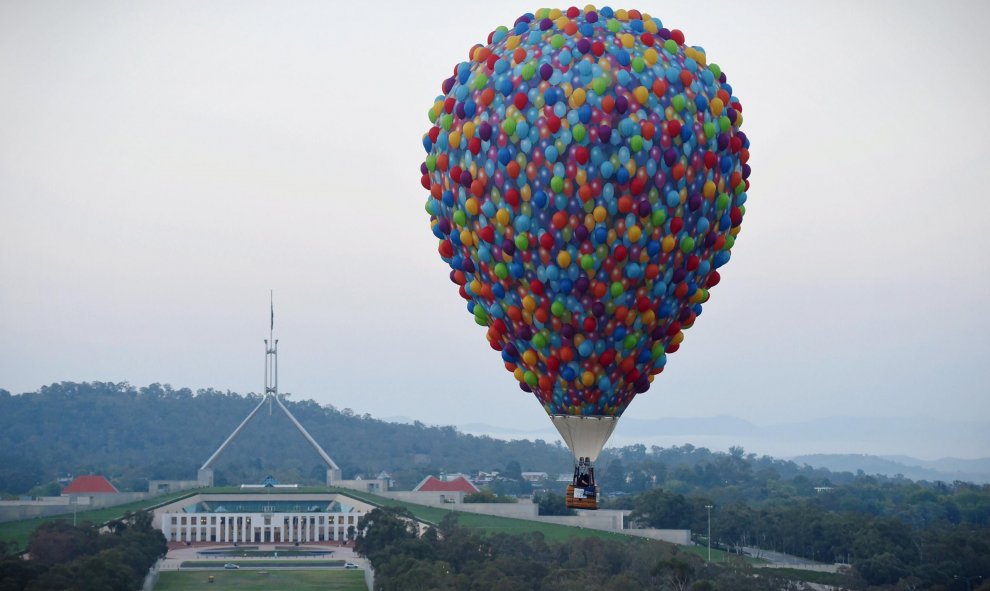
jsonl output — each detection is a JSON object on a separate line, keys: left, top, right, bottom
{"left": 756, "top": 567, "right": 852, "bottom": 586}
{"left": 155, "top": 569, "right": 365, "bottom": 590}
{"left": 0, "top": 489, "right": 200, "bottom": 552}
{"left": 336, "top": 488, "right": 634, "bottom": 543}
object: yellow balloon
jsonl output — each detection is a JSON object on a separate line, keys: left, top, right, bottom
{"left": 633, "top": 86, "right": 649, "bottom": 105}
{"left": 496, "top": 208, "right": 510, "bottom": 226}
{"left": 569, "top": 87, "right": 587, "bottom": 108}
{"left": 710, "top": 98, "right": 724, "bottom": 117}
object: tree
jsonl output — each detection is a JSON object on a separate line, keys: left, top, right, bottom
{"left": 27, "top": 521, "right": 97, "bottom": 566}
{"left": 354, "top": 507, "right": 419, "bottom": 560}
{"left": 534, "top": 492, "right": 575, "bottom": 516}
{"left": 629, "top": 488, "right": 693, "bottom": 529}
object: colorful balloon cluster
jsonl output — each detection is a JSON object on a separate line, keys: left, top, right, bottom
{"left": 422, "top": 6, "right": 751, "bottom": 418}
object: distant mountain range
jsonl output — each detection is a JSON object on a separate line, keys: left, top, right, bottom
{"left": 789, "top": 454, "right": 990, "bottom": 484}
{"left": 447, "top": 415, "right": 990, "bottom": 473}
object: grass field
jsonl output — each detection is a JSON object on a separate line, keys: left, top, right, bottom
{"left": 679, "top": 544, "right": 761, "bottom": 564}
{"left": 155, "top": 569, "right": 365, "bottom": 590}
{"left": 334, "top": 489, "right": 631, "bottom": 543}
{"left": 757, "top": 567, "right": 851, "bottom": 586}
{"left": 0, "top": 489, "right": 199, "bottom": 552}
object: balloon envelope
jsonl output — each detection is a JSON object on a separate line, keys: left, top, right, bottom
{"left": 422, "top": 7, "right": 751, "bottom": 426}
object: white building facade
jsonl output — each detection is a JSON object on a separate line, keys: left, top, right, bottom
{"left": 161, "top": 511, "right": 360, "bottom": 543}
{"left": 153, "top": 492, "right": 373, "bottom": 544}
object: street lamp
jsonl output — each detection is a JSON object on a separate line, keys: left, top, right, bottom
{"left": 705, "top": 504, "right": 713, "bottom": 562}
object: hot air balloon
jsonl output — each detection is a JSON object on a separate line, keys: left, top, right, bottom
{"left": 421, "top": 6, "right": 751, "bottom": 509}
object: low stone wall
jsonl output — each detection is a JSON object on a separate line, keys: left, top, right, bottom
{"left": 623, "top": 528, "right": 692, "bottom": 545}
{"left": 0, "top": 492, "right": 151, "bottom": 523}
{"left": 148, "top": 480, "right": 200, "bottom": 495}
{"left": 446, "top": 502, "right": 539, "bottom": 519}
{"left": 378, "top": 490, "right": 465, "bottom": 506}
{"left": 539, "top": 509, "right": 626, "bottom": 531}
{"left": 754, "top": 563, "right": 843, "bottom": 573}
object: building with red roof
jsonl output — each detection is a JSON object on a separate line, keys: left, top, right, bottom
{"left": 62, "top": 475, "right": 119, "bottom": 495}
{"left": 413, "top": 475, "right": 479, "bottom": 494}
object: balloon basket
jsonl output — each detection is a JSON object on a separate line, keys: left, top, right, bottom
{"left": 566, "top": 484, "right": 598, "bottom": 510}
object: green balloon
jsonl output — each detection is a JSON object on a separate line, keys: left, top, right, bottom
{"left": 572, "top": 124, "right": 587, "bottom": 143}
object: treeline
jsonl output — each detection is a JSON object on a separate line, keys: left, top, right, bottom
{"left": 0, "top": 511, "right": 166, "bottom": 591}
{"left": 0, "top": 382, "right": 571, "bottom": 493}
{"left": 354, "top": 506, "right": 800, "bottom": 591}
{"left": 598, "top": 444, "right": 990, "bottom": 531}
{"left": 597, "top": 444, "right": 990, "bottom": 590}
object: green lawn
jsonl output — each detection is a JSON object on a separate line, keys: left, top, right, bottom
{"left": 0, "top": 489, "right": 200, "bottom": 552}
{"left": 332, "top": 489, "right": 630, "bottom": 543}
{"left": 679, "top": 544, "right": 762, "bottom": 564}
{"left": 156, "top": 569, "right": 365, "bottom": 590}
{"left": 757, "top": 567, "right": 851, "bottom": 586}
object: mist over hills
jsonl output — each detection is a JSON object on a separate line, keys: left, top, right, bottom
{"left": 2, "top": 382, "right": 987, "bottom": 496}
{"left": 790, "top": 454, "right": 990, "bottom": 485}
{"left": 455, "top": 414, "right": 990, "bottom": 463}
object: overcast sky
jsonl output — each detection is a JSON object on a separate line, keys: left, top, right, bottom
{"left": 1, "top": 1, "right": 988, "bottom": 458}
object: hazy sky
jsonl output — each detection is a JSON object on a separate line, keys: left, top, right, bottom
{"left": 2, "top": 2, "right": 988, "bottom": 457}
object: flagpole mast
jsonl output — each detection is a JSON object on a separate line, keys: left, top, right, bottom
{"left": 267, "top": 290, "right": 276, "bottom": 416}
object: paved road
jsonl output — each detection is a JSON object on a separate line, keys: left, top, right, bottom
{"left": 160, "top": 543, "right": 362, "bottom": 571}
{"left": 742, "top": 546, "right": 829, "bottom": 567}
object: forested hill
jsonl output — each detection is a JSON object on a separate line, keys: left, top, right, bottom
{"left": 0, "top": 382, "right": 573, "bottom": 494}
{"left": 0, "top": 382, "right": 980, "bottom": 501}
